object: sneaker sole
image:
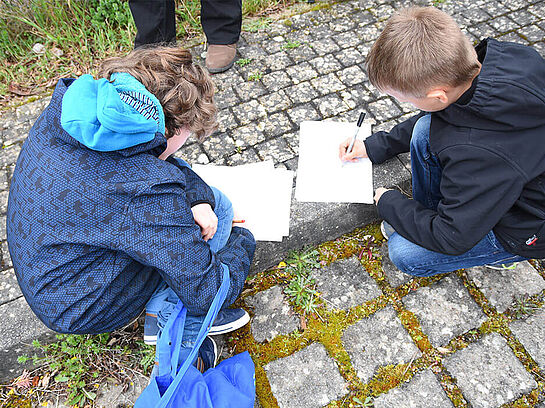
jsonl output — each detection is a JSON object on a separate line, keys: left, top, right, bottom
{"left": 144, "top": 335, "right": 157, "bottom": 345}
{"left": 206, "top": 57, "right": 236, "bottom": 74}
{"left": 208, "top": 312, "right": 250, "bottom": 336}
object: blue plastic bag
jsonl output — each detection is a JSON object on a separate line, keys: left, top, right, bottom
{"left": 135, "top": 264, "right": 255, "bottom": 408}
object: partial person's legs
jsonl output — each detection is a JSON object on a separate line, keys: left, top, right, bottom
{"left": 386, "top": 114, "right": 527, "bottom": 275}
{"left": 201, "top": 0, "right": 242, "bottom": 73}
{"left": 129, "top": 0, "right": 176, "bottom": 48}
{"left": 388, "top": 231, "right": 528, "bottom": 277}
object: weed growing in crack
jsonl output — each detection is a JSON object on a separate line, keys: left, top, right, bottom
{"left": 283, "top": 248, "right": 322, "bottom": 316}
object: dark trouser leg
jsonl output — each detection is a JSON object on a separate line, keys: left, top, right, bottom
{"left": 129, "top": 0, "right": 176, "bottom": 48}
{"left": 201, "top": 0, "right": 242, "bottom": 44}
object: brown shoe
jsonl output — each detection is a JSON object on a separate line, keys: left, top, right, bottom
{"left": 205, "top": 44, "right": 237, "bottom": 74}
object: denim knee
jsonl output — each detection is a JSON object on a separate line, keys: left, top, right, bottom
{"left": 409, "top": 114, "right": 431, "bottom": 156}
{"left": 387, "top": 233, "right": 431, "bottom": 277}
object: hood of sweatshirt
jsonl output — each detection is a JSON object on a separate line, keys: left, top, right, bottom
{"left": 60, "top": 72, "right": 166, "bottom": 152}
{"left": 437, "top": 38, "right": 545, "bottom": 131}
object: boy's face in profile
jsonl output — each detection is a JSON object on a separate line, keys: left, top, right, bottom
{"left": 386, "top": 88, "right": 448, "bottom": 112}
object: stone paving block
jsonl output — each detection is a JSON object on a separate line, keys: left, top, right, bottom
{"left": 340, "top": 85, "right": 379, "bottom": 106}
{"left": 444, "top": 333, "right": 537, "bottom": 408}
{"left": 258, "top": 90, "right": 292, "bottom": 114}
{"left": 232, "top": 80, "right": 268, "bottom": 102}
{"left": 510, "top": 307, "right": 545, "bottom": 370}
{"left": 256, "top": 138, "right": 295, "bottom": 163}
{"left": 285, "top": 62, "right": 319, "bottom": 85}
{"left": 334, "top": 47, "right": 365, "bottom": 67}
{"left": 0, "top": 190, "right": 8, "bottom": 214}
{"left": 0, "top": 241, "right": 10, "bottom": 268}
{"left": 246, "top": 285, "right": 299, "bottom": 343}
{"left": 342, "top": 306, "right": 422, "bottom": 383}
{"left": 286, "top": 103, "right": 321, "bottom": 125}
{"left": 262, "top": 51, "right": 293, "bottom": 72}
{"left": 332, "top": 30, "right": 362, "bottom": 49}
{"left": 372, "top": 157, "right": 411, "bottom": 189}
{"left": 0, "top": 144, "right": 21, "bottom": 168}
{"left": 380, "top": 243, "right": 412, "bottom": 287}
{"left": 402, "top": 275, "right": 487, "bottom": 347}
{"left": 284, "top": 44, "right": 317, "bottom": 64}
{"left": 358, "top": 24, "right": 381, "bottom": 43}
{"left": 315, "top": 93, "right": 351, "bottom": 118}
{"left": 201, "top": 133, "right": 236, "bottom": 161}
{"left": 336, "top": 65, "right": 367, "bottom": 87}
{"left": 0, "top": 268, "right": 22, "bottom": 303}
{"left": 0, "top": 297, "right": 56, "bottom": 376}
{"left": 257, "top": 112, "right": 293, "bottom": 139}
{"left": 216, "top": 109, "right": 238, "bottom": 133}
{"left": 175, "top": 142, "right": 208, "bottom": 164}
{"left": 231, "top": 122, "right": 267, "bottom": 147}
{"left": 261, "top": 70, "right": 293, "bottom": 92}
{"left": 308, "top": 54, "right": 344, "bottom": 75}
{"left": 284, "top": 81, "right": 320, "bottom": 105}
{"left": 313, "top": 256, "right": 381, "bottom": 311}
{"left": 466, "top": 262, "right": 545, "bottom": 313}
{"left": 367, "top": 98, "right": 403, "bottom": 123}
{"left": 2, "top": 121, "right": 32, "bottom": 145}
{"left": 374, "top": 369, "right": 454, "bottom": 408}
{"left": 264, "top": 342, "right": 348, "bottom": 408}
{"left": 309, "top": 37, "right": 341, "bottom": 55}
{"left": 232, "top": 99, "right": 268, "bottom": 125}
{"left": 310, "top": 73, "right": 346, "bottom": 96}
{"left": 520, "top": 24, "right": 545, "bottom": 42}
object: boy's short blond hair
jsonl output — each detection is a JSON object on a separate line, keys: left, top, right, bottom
{"left": 366, "top": 7, "right": 480, "bottom": 97}
{"left": 98, "top": 46, "right": 217, "bottom": 141}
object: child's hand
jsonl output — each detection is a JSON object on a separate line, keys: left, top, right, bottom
{"left": 374, "top": 187, "right": 392, "bottom": 205}
{"left": 191, "top": 203, "right": 218, "bottom": 241}
{"left": 339, "top": 139, "right": 368, "bottom": 162}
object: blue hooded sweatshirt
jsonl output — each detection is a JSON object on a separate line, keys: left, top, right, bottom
{"left": 7, "top": 73, "right": 255, "bottom": 334}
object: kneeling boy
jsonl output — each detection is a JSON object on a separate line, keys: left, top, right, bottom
{"left": 340, "top": 7, "right": 545, "bottom": 276}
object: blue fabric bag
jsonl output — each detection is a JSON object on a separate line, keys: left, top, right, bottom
{"left": 135, "top": 264, "right": 255, "bottom": 408}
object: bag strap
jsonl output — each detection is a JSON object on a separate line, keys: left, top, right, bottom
{"left": 157, "top": 263, "right": 231, "bottom": 408}
{"left": 156, "top": 301, "right": 187, "bottom": 378}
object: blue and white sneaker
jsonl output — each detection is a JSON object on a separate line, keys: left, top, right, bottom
{"left": 208, "top": 308, "right": 250, "bottom": 336}
{"left": 150, "top": 336, "right": 217, "bottom": 378}
{"left": 144, "top": 307, "right": 250, "bottom": 345}
{"left": 195, "top": 336, "right": 217, "bottom": 373}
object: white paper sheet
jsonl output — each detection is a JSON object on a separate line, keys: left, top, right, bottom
{"left": 295, "top": 121, "right": 373, "bottom": 203}
{"left": 193, "top": 163, "right": 293, "bottom": 241}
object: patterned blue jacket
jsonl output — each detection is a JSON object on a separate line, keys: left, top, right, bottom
{"left": 7, "top": 75, "right": 256, "bottom": 334}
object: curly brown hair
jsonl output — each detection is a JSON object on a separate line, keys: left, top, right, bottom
{"left": 98, "top": 46, "right": 217, "bottom": 141}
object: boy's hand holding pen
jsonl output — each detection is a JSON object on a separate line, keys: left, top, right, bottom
{"left": 339, "top": 112, "right": 368, "bottom": 162}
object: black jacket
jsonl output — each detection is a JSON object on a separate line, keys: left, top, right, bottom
{"left": 364, "top": 39, "right": 545, "bottom": 257}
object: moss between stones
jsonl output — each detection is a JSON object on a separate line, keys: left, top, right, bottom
{"left": 230, "top": 223, "right": 545, "bottom": 407}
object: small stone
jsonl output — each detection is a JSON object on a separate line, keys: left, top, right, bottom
{"left": 51, "top": 47, "right": 63, "bottom": 57}
{"left": 32, "top": 43, "right": 45, "bottom": 54}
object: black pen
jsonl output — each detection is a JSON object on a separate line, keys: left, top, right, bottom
{"left": 346, "top": 112, "right": 366, "bottom": 154}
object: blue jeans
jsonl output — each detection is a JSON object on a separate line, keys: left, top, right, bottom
{"left": 387, "top": 115, "right": 527, "bottom": 277}
{"left": 147, "top": 163, "right": 233, "bottom": 375}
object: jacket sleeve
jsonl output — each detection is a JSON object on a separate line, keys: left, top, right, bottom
{"left": 377, "top": 145, "right": 525, "bottom": 255}
{"left": 167, "top": 158, "right": 216, "bottom": 209}
{"left": 120, "top": 183, "right": 256, "bottom": 315}
{"left": 364, "top": 112, "right": 425, "bottom": 164}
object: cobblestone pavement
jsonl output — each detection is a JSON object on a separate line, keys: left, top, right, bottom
{"left": 1, "top": 0, "right": 545, "bottom": 406}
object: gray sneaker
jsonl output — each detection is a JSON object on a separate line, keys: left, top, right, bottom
{"left": 380, "top": 220, "right": 395, "bottom": 240}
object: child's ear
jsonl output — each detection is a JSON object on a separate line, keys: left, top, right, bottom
{"left": 427, "top": 88, "right": 449, "bottom": 104}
